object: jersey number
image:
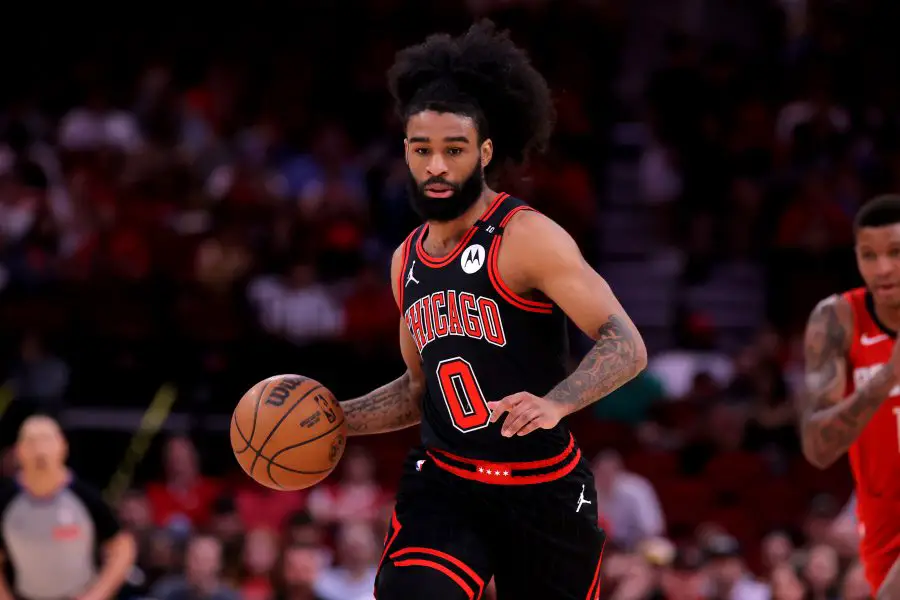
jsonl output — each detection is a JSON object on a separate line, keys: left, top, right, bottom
{"left": 436, "top": 357, "right": 491, "bottom": 433}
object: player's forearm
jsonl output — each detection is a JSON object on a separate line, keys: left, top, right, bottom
{"left": 802, "top": 368, "right": 896, "bottom": 469}
{"left": 342, "top": 371, "right": 424, "bottom": 436}
{"left": 544, "top": 315, "right": 647, "bottom": 414}
{"left": 82, "top": 532, "right": 136, "bottom": 600}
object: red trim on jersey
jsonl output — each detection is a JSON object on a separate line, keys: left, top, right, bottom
{"left": 426, "top": 435, "right": 581, "bottom": 485}
{"left": 585, "top": 539, "right": 607, "bottom": 600}
{"left": 375, "top": 509, "right": 402, "bottom": 591}
{"left": 396, "top": 231, "right": 417, "bottom": 311}
{"left": 433, "top": 433, "right": 576, "bottom": 469}
{"left": 414, "top": 192, "right": 509, "bottom": 268}
{"left": 390, "top": 547, "right": 485, "bottom": 599}
{"left": 486, "top": 205, "right": 554, "bottom": 314}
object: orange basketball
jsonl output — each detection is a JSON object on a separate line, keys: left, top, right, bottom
{"left": 230, "top": 374, "right": 347, "bottom": 491}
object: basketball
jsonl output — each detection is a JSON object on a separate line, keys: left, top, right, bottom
{"left": 230, "top": 375, "right": 347, "bottom": 491}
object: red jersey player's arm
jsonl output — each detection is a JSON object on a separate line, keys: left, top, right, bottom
{"left": 501, "top": 211, "right": 648, "bottom": 415}
{"left": 800, "top": 294, "right": 897, "bottom": 468}
{"left": 340, "top": 243, "right": 426, "bottom": 436}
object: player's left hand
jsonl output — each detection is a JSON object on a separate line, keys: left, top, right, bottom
{"left": 487, "top": 393, "right": 567, "bottom": 437}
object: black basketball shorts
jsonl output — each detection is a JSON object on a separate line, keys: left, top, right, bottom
{"left": 374, "top": 436, "right": 607, "bottom": 600}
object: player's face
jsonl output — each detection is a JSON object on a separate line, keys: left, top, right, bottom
{"left": 404, "top": 110, "right": 493, "bottom": 223}
{"left": 856, "top": 223, "right": 900, "bottom": 307}
{"left": 16, "top": 418, "right": 66, "bottom": 472}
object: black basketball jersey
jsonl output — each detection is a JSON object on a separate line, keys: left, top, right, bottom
{"left": 397, "top": 193, "right": 571, "bottom": 462}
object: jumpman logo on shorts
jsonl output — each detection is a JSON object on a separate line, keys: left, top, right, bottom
{"left": 576, "top": 484, "right": 592, "bottom": 513}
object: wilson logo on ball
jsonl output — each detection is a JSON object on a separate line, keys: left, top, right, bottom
{"left": 265, "top": 377, "right": 305, "bottom": 407}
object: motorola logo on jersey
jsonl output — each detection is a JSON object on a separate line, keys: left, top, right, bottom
{"left": 405, "top": 289, "right": 507, "bottom": 352}
{"left": 460, "top": 244, "right": 486, "bottom": 274}
{"left": 853, "top": 364, "right": 900, "bottom": 397}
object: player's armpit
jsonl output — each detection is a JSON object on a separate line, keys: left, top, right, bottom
{"left": 340, "top": 240, "right": 425, "bottom": 436}
{"left": 501, "top": 212, "right": 647, "bottom": 415}
{"left": 800, "top": 295, "right": 894, "bottom": 469}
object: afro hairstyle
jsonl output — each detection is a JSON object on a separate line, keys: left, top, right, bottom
{"left": 387, "top": 20, "right": 555, "bottom": 175}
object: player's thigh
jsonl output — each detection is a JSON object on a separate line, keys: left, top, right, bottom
{"left": 376, "top": 463, "right": 493, "bottom": 599}
{"left": 492, "top": 471, "right": 607, "bottom": 599}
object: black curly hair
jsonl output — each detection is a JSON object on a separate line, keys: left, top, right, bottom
{"left": 387, "top": 20, "right": 555, "bottom": 176}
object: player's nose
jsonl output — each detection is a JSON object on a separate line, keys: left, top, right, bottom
{"left": 425, "top": 155, "right": 448, "bottom": 176}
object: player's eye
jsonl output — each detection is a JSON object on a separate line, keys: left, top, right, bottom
{"left": 890, "top": 248, "right": 900, "bottom": 258}
{"left": 447, "top": 147, "right": 463, "bottom": 156}
{"left": 414, "top": 148, "right": 430, "bottom": 156}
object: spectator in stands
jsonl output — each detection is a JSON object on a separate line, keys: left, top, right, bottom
{"left": 648, "top": 312, "right": 734, "bottom": 399}
{"left": 151, "top": 534, "right": 239, "bottom": 600}
{"left": 246, "top": 259, "right": 345, "bottom": 346}
{"left": 7, "top": 331, "right": 69, "bottom": 417}
{"left": 647, "top": 544, "right": 708, "bottom": 600}
{"left": 760, "top": 531, "right": 794, "bottom": 572}
{"left": 770, "top": 564, "right": 805, "bottom": 600}
{"left": 272, "top": 543, "right": 327, "bottom": 600}
{"left": 592, "top": 449, "right": 665, "bottom": 550}
{"left": 209, "top": 495, "right": 244, "bottom": 569}
{"left": 803, "top": 495, "right": 841, "bottom": 547}
{"left": 315, "top": 522, "right": 379, "bottom": 600}
{"left": 828, "top": 494, "right": 859, "bottom": 560}
{"left": 802, "top": 544, "right": 840, "bottom": 600}
{"left": 284, "top": 509, "right": 326, "bottom": 548}
{"left": 117, "top": 488, "right": 157, "bottom": 582}
{"left": 703, "top": 534, "right": 769, "bottom": 600}
{"left": 841, "top": 562, "right": 870, "bottom": 600}
{"left": 146, "top": 436, "right": 222, "bottom": 532}
{"left": 307, "top": 447, "right": 385, "bottom": 525}
{"left": 238, "top": 527, "right": 278, "bottom": 600}
{"left": 235, "top": 476, "right": 306, "bottom": 532}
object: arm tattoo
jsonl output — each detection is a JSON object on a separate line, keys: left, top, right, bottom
{"left": 341, "top": 371, "right": 422, "bottom": 436}
{"left": 801, "top": 297, "right": 895, "bottom": 468}
{"left": 544, "top": 315, "right": 645, "bottom": 412}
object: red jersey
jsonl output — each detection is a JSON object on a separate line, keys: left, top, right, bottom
{"left": 842, "top": 287, "right": 900, "bottom": 591}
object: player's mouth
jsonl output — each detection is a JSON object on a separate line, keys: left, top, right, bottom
{"left": 424, "top": 185, "right": 455, "bottom": 198}
{"left": 874, "top": 282, "right": 900, "bottom": 294}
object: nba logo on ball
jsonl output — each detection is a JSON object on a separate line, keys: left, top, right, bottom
{"left": 461, "top": 244, "right": 485, "bottom": 274}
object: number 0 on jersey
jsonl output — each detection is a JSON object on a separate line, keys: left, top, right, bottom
{"left": 436, "top": 357, "right": 492, "bottom": 432}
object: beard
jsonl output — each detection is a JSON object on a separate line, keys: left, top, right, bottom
{"left": 407, "top": 163, "right": 485, "bottom": 223}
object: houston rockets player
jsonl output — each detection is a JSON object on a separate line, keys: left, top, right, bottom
{"left": 801, "top": 194, "right": 900, "bottom": 598}
{"left": 335, "top": 21, "right": 647, "bottom": 600}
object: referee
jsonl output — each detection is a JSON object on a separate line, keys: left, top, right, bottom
{"left": 0, "top": 415, "right": 136, "bottom": 600}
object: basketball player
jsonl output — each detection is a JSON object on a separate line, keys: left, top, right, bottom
{"left": 801, "top": 194, "right": 900, "bottom": 599}
{"left": 338, "top": 22, "right": 648, "bottom": 600}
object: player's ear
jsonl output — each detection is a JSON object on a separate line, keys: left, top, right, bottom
{"left": 480, "top": 139, "right": 493, "bottom": 168}
{"left": 404, "top": 138, "right": 410, "bottom": 165}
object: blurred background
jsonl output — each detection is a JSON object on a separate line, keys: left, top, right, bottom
{"left": 0, "top": 0, "right": 896, "bottom": 598}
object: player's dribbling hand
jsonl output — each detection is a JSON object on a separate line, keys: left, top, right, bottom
{"left": 487, "top": 393, "right": 566, "bottom": 437}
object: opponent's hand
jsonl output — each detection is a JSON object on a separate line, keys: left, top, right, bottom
{"left": 487, "top": 393, "right": 567, "bottom": 437}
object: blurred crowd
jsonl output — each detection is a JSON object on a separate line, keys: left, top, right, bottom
{"left": 1, "top": 0, "right": 900, "bottom": 599}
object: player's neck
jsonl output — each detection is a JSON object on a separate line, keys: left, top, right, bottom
{"left": 872, "top": 299, "right": 900, "bottom": 332}
{"left": 426, "top": 187, "right": 498, "bottom": 245}
{"left": 19, "top": 466, "right": 69, "bottom": 497}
